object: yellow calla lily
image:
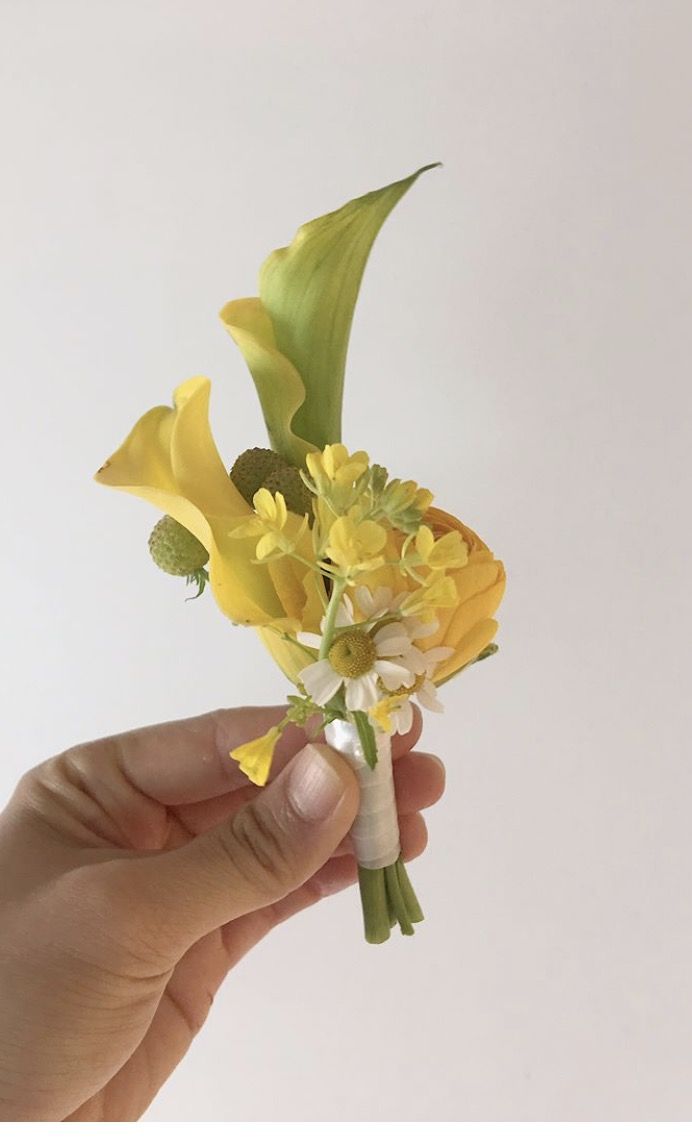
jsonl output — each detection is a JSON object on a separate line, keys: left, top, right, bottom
{"left": 94, "top": 376, "right": 317, "bottom": 629}
{"left": 220, "top": 164, "right": 440, "bottom": 464}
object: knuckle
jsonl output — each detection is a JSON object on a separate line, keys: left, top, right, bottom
{"left": 223, "top": 802, "right": 296, "bottom": 898}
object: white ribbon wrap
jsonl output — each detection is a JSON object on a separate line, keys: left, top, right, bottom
{"left": 324, "top": 719, "right": 401, "bottom": 870}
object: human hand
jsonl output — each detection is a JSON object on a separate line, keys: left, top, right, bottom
{"left": 0, "top": 704, "right": 444, "bottom": 1121}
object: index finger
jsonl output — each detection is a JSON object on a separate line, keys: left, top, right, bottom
{"left": 82, "top": 703, "right": 423, "bottom": 807}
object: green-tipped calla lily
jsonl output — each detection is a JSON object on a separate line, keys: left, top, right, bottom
{"left": 220, "top": 163, "right": 440, "bottom": 465}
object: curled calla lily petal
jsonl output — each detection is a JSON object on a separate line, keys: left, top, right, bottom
{"left": 94, "top": 376, "right": 312, "bottom": 628}
{"left": 220, "top": 164, "right": 441, "bottom": 463}
{"left": 219, "top": 298, "right": 314, "bottom": 466}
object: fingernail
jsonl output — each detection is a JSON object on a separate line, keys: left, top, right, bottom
{"left": 288, "top": 744, "right": 346, "bottom": 822}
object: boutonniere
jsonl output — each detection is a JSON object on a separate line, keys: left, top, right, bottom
{"left": 95, "top": 165, "right": 505, "bottom": 943}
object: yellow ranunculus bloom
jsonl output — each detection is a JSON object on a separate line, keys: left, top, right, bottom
{"left": 94, "top": 376, "right": 321, "bottom": 629}
{"left": 259, "top": 507, "right": 504, "bottom": 688}
{"left": 416, "top": 507, "right": 506, "bottom": 683}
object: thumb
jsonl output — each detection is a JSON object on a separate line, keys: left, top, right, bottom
{"left": 124, "top": 742, "right": 359, "bottom": 950}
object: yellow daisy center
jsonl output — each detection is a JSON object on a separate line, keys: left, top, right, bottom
{"left": 328, "top": 630, "right": 377, "bottom": 678}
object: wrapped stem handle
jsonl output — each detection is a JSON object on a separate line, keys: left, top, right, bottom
{"left": 324, "top": 718, "right": 400, "bottom": 870}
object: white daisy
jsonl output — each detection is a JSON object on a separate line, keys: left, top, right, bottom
{"left": 298, "top": 582, "right": 454, "bottom": 719}
{"left": 299, "top": 620, "right": 417, "bottom": 712}
{"left": 352, "top": 584, "right": 406, "bottom": 622}
{"left": 378, "top": 642, "right": 455, "bottom": 733}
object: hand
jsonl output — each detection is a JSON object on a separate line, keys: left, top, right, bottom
{"left": 0, "top": 704, "right": 444, "bottom": 1121}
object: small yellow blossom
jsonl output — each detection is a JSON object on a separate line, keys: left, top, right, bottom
{"left": 231, "top": 488, "right": 307, "bottom": 561}
{"left": 230, "top": 724, "right": 282, "bottom": 786}
{"left": 307, "top": 443, "right": 369, "bottom": 488}
{"left": 369, "top": 693, "right": 409, "bottom": 733}
{"left": 306, "top": 444, "right": 370, "bottom": 509}
{"left": 377, "top": 477, "right": 434, "bottom": 533}
{"left": 382, "top": 479, "right": 432, "bottom": 513}
{"left": 325, "top": 509, "right": 388, "bottom": 576}
{"left": 414, "top": 525, "right": 468, "bottom": 570}
{"left": 400, "top": 573, "right": 458, "bottom": 616}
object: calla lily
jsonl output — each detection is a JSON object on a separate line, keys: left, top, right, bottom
{"left": 94, "top": 376, "right": 322, "bottom": 629}
{"left": 220, "top": 164, "right": 440, "bottom": 464}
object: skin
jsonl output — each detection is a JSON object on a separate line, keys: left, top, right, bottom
{"left": 0, "top": 703, "right": 444, "bottom": 1121}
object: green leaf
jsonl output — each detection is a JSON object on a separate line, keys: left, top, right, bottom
{"left": 351, "top": 709, "right": 379, "bottom": 770}
{"left": 220, "top": 164, "right": 441, "bottom": 462}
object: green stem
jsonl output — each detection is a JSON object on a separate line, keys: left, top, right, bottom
{"left": 318, "top": 578, "right": 346, "bottom": 659}
{"left": 357, "top": 858, "right": 424, "bottom": 944}
{"left": 384, "top": 863, "right": 414, "bottom": 936}
{"left": 395, "top": 858, "right": 424, "bottom": 923}
{"left": 358, "top": 866, "right": 391, "bottom": 944}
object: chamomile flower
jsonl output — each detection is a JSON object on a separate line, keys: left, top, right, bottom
{"left": 299, "top": 621, "right": 416, "bottom": 712}
{"left": 369, "top": 642, "right": 454, "bottom": 734}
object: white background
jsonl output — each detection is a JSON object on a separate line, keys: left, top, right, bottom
{"left": 2, "top": 0, "right": 692, "bottom": 1122}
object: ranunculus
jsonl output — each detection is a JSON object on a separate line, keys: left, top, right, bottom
{"left": 417, "top": 506, "right": 505, "bottom": 683}
{"left": 258, "top": 504, "right": 504, "bottom": 688}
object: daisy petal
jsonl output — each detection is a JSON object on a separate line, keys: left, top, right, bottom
{"left": 424, "top": 646, "right": 455, "bottom": 663}
{"left": 417, "top": 679, "right": 444, "bottom": 712}
{"left": 374, "top": 659, "right": 414, "bottom": 691}
{"left": 373, "top": 623, "right": 412, "bottom": 656}
{"left": 297, "top": 632, "right": 323, "bottom": 649}
{"left": 335, "top": 594, "right": 355, "bottom": 626}
{"left": 345, "top": 672, "right": 380, "bottom": 711}
{"left": 392, "top": 700, "right": 414, "bottom": 735}
{"left": 402, "top": 646, "right": 428, "bottom": 673}
{"left": 299, "top": 659, "right": 342, "bottom": 705}
{"left": 406, "top": 618, "right": 440, "bottom": 640}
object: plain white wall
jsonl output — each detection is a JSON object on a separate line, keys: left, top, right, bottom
{"left": 2, "top": 0, "right": 692, "bottom": 1121}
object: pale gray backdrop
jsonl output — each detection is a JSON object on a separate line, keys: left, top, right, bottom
{"left": 2, "top": 0, "right": 691, "bottom": 1122}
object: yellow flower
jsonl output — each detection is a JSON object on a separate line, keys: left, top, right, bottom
{"left": 415, "top": 507, "right": 506, "bottom": 683}
{"left": 306, "top": 443, "right": 370, "bottom": 492}
{"left": 259, "top": 503, "right": 505, "bottom": 689}
{"left": 400, "top": 572, "right": 458, "bottom": 616}
{"left": 231, "top": 488, "right": 308, "bottom": 562}
{"left": 381, "top": 479, "right": 433, "bottom": 516}
{"left": 305, "top": 443, "right": 370, "bottom": 513}
{"left": 414, "top": 524, "right": 468, "bottom": 570}
{"left": 94, "top": 376, "right": 321, "bottom": 629}
{"left": 325, "top": 509, "right": 388, "bottom": 576}
{"left": 369, "top": 693, "right": 409, "bottom": 734}
{"left": 230, "top": 725, "right": 282, "bottom": 786}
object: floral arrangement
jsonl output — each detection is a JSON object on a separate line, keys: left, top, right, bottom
{"left": 95, "top": 165, "right": 505, "bottom": 944}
